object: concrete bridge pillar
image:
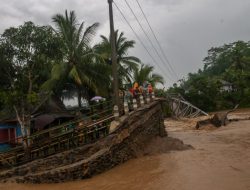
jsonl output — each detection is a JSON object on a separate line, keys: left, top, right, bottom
{"left": 124, "top": 101, "right": 129, "bottom": 115}
{"left": 146, "top": 94, "right": 151, "bottom": 104}
{"left": 113, "top": 105, "right": 119, "bottom": 121}
{"left": 151, "top": 92, "right": 155, "bottom": 100}
{"left": 140, "top": 95, "right": 145, "bottom": 107}
{"left": 133, "top": 98, "right": 138, "bottom": 110}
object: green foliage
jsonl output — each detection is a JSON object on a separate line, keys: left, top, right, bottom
{"left": 154, "top": 88, "right": 167, "bottom": 97}
{"left": 168, "top": 41, "right": 250, "bottom": 111}
{"left": 44, "top": 10, "right": 112, "bottom": 106}
{"left": 162, "top": 102, "right": 172, "bottom": 117}
{"left": 133, "top": 64, "right": 164, "bottom": 87}
{"left": 95, "top": 30, "right": 141, "bottom": 86}
{"left": 27, "top": 92, "right": 39, "bottom": 104}
{"left": 0, "top": 9, "right": 165, "bottom": 117}
{"left": 0, "top": 21, "right": 61, "bottom": 115}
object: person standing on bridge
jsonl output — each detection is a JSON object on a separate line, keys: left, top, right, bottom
{"left": 132, "top": 82, "right": 140, "bottom": 98}
{"left": 148, "top": 83, "right": 153, "bottom": 94}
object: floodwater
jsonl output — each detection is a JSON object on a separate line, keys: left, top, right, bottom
{"left": 1, "top": 115, "right": 250, "bottom": 190}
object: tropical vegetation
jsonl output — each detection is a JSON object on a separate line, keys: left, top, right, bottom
{"left": 168, "top": 41, "right": 250, "bottom": 111}
{"left": 0, "top": 10, "right": 163, "bottom": 142}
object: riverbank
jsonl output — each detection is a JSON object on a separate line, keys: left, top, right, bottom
{"left": 0, "top": 110, "right": 250, "bottom": 189}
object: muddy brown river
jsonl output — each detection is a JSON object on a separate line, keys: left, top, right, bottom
{"left": 1, "top": 116, "right": 250, "bottom": 190}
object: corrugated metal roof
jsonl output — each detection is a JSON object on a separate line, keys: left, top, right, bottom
{"left": 33, "top": 113, "right": 75, "bottom": 130}
{"left": 0, "top": 124, "right": 17, "bottom": 129}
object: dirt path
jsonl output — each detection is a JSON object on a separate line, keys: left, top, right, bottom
{"left": 0, "top": 113, "right": 250, "bottom": 190}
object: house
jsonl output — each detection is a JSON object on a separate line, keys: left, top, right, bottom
{"left": 219, "top": 80, "right": 233, "bottom": 92}
{"left": 0, "top": 119, "right": 22, "bottom": 152}
{"left": 31, "top": 113, "right": 75, "bottom": 132}
{"left": 0, "top": 94, "right": 75, "bottom": 152}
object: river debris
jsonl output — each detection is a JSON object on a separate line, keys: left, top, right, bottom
{"left": 196, "top": 112, "right": 250, "bottom": 131}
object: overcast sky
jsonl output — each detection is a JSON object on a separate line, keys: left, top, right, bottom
{"left": 0, "top": 0, "right": 250, "bottom": 87}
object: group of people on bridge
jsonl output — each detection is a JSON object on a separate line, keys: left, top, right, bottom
{"left": 129, "top": 81, "right": 153, "bottom": 98}
{"left": 121, "top": 81, "right": 154, "bottom": 104}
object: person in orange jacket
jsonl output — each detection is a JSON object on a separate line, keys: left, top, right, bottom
{"left": 148, "top": 83, "right": 153, "bottom": 94}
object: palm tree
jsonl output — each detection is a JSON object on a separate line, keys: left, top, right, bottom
{"left": 133, "top": 64, "right": 164, "bottom": 87}
{"left": 95, "top": 31, "right": 140, "bottom": 86}
{"left": 43, "top": 10, "right": 110, "bottom": 106}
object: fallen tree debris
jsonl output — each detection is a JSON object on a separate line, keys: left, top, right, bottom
{"left": 196, "top": 105, "right": 239, "bottom": 129}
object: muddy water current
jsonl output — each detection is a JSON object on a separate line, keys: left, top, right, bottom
{"left": 1, "top": 118, "right": 250, "bottom": 190}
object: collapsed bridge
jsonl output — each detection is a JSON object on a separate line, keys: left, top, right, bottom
{"left": 167, "top": 93, "right": 208, "bottom": 118}
{"left": 0, "top": 92, "right": 207, "bottom": 183}
{"left": 0, "top": 95, "right": 166, "bottom": 183}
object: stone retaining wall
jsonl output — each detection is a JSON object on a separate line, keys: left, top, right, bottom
{"left": 0, "top": 100, "right": 166, "bottom": 183}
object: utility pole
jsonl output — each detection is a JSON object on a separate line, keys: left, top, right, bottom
{"left": 108, "top": 0, "right": 119, "bottom": 108}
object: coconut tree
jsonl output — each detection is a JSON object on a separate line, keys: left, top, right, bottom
{"left": 95, "top": 30, "right": 140, "bottom": 86}
{"left": 133, "top": 64, "right": 164, "bottom": 87}
{"left": 43, "top": 10, "right": 110, "bottom": 106}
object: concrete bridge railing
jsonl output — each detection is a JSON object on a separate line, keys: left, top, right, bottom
{"left": 0, "top": 97, "right": 166, "bottom": 183}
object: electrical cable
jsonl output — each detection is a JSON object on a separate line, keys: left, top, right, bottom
{"left": 124, "top": 0, "right": 176, "bottom": 80}
{"left": 135, "top": 0, "right": 179, "bottom": 79}
{"left": 113, "top": 1, "right": 173, "bottom": 82}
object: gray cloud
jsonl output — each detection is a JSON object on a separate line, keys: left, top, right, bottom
{"left": 0, "top": 0, "right": 250, "bottom": 87}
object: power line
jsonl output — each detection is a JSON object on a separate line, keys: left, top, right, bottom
{"left": 113, "top": 1, "right": 173, "bottom": 82}
{"left": 123, "top": 0, "right": 176, "bottom": 80}
{"left": 135, "top": 0, "right": 179, "bottom": 79}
